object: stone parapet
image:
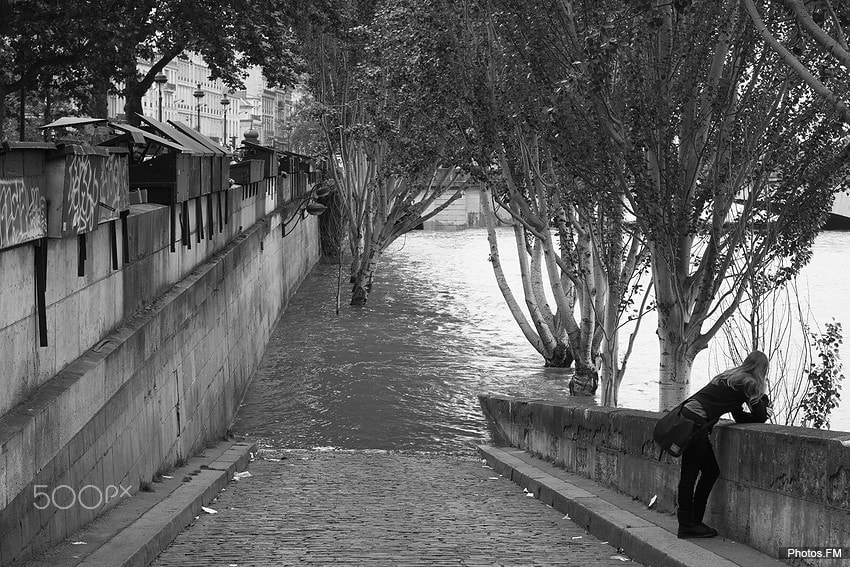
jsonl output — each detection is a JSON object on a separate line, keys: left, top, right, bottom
{"left": 478, "top": 395, "right": 850, "bottom": 566}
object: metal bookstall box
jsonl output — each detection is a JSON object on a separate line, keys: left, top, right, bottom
{"left": 229, "top": 159, "right": 265, "bottom": 187}
{"left": 108, "top": 122, "right": 196, "bottom": 206}
{"left": 0, "top": 141, "right": 51, "bottom": 250}
{"left": 279, "top": 151, "right": 313, "bottom": 202}
{"left": 1, "top": 141, "right": 54, "bottom": 347}
{"left": 166, "top": 120, "right": 231, "bottom": 194}
{"left": 43, "top": 144, "right": 111, "bottom": 238}
{"left": 153, "top": 120, "right": 233, "bottom": 244}
{"left": 105, "top": 121, "right": 203, "bottom": 251}
{"left": 241, "top": 140, "right": 280, "bottom": 204}
{"left": 242, "top": 140, "right": 279, "bottom": 179}
{"left": 129, "top": 116, "right": 210, "bottom": 202}
{"left": 98, "top": 147, "right": 131, "bottom": 224}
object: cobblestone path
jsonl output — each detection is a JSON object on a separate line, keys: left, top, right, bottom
{"left": 151, "top": 450, "right": 640, "bottom": 566}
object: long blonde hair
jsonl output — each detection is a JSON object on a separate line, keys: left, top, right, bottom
{"left": 710, "top": 350, "right": 768, "bottom": 404}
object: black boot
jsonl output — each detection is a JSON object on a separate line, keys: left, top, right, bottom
{"left": 693, "top": 504, "right": 719, "bottom": 538}
{"left": 677, "top": 509, "right": 718, "bottom": 539}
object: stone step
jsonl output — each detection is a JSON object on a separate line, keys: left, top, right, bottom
{"left": 478, "top": 444, "right": 788, "bottom": 567}
{"left": 22, "top": 440, "right": 256, "bottom": 567}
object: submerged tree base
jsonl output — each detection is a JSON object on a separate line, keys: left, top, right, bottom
{"left": 350, "top": 282, "right": 370, "bottom": 306}
{"left": 544, "top": 344, "right": 574, "bottom": 368}
{"left": 569, "top": 366, "right": 599, "bottom": 396}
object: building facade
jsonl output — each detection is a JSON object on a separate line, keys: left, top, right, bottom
{"left": 107, "top": 52, "right": 295, "bottom": 149}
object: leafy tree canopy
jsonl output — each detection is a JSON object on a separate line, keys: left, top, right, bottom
{"left": 0, "top": 0, "right": 310, "bottom": 136}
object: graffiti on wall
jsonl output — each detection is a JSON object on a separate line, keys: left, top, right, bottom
{"left": 0, "top": 178, "right": 47, "bottom": 250}
{"left": 63, "top": 153, "right": 101, "bottom": 235}
{"left": 99, "top": 153, "right": 129, "bottom": 222}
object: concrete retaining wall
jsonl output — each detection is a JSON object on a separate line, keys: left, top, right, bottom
{"left": 0, "top": 185, "right": 320, "bottom": 565}
{"left": 479, "top": 395, "right": 850, "bottom": 566}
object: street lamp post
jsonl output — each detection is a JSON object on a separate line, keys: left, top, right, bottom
{"left": 221, "top": 93, "right": 230, "bottom": 146}
{"left": 193, "top": 83, "right": 205, "bottom": 132}
{"left": 154, "top": 72, "right": 168, "bottom": 121}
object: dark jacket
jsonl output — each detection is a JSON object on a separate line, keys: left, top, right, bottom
{"left": 682, "top": 379, "right": 770, "bottom": 428}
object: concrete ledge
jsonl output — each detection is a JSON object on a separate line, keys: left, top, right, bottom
{"left": 25, "top": 439, "right": 256, "bottom": 567}
{"left": 478, "top": 444, "right": 787, "bottom": 567}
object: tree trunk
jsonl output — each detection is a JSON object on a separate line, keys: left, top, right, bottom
{"left": 350, "top": 239, "right": 384, "bottom": 305}
{"left": 652, "top": 242, "right": 698, "bottom": 410}
{"left": 350, "top": 279, "right": 369, "bottom": 306}
{"left": 0, "top": 83, "right": 7, "bottom": 141}
{"left": 546, "top": 344, "right": 574, "bottom": 368}
{"left": 658, "top": 335, "right": 694, "bottom": 410}
{"left": 121, "top": 49, "right": 181, "bottom": 125}
{"left": 319, "top": 189, "right": 345, "bottom": 259}
{"left": 600, "top": 281, "right": 620, "bottom": 406}
{"left": 19, "top": 84, "right": 26, "bottom": 141}
{"left": 655, "top": 263, "right": 694, "bottom": 409}
{"left": 85, "top": 75, "right": 110, "bottom": 118}
{"left": 570, "top": 360, "right": 599, "bottom": 396}
{"left": 513, "top": 224, "right": 560, "bottom": 353}
{"left": 123, "top": 80, "right": 145, "bottom": 125}
{"left": 482, "top": 189, "right": 549, "bottom": 356}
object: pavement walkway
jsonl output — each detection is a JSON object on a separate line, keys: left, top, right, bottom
{"left": 149, "top": 449, "right": 641, "bottom": 567}
{"left": 24, "top": 442, "right": 791, "bottom": 566}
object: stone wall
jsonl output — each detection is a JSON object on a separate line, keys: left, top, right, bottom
{"left": 479, "top": 395, "right": 850, "bottom": 566}
{"left": 0, "top": 183, "right": 320, "bottom": 565}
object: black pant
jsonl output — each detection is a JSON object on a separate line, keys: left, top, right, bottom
{"left": 677, "top": 418, "right": 720, "bottom": 514}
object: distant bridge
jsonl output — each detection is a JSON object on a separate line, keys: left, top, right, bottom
{"left": 827, "top": 191, "right": 850, "bottom": 230}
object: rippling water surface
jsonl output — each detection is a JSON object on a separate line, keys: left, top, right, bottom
{"left": 233, "top": 228, "right": 849, "bottom": 452}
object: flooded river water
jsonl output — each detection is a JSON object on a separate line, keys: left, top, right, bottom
{"left": 232, "top": 228, "right": 850, "bottom": 452}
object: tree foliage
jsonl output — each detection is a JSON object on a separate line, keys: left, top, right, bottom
{"left": 0, "top": 0, "right": 120, "bottom": 136}
{"left": 801, "top": 321, "right": 844, "bottom": 429}
{"left": 454, "top": 0, "right": 850, "bottom": 408}
{"left": 288, "top": 93, "right": 325, "bottom": 156}
{"left": 470, "top": 4, "right": 652, "bottom": 404}
{"left": 0, "top": 0, "right": 304, "bottom": 138}
{"left": 746, "top": 0, "right": 850, "bottom": 123}
{"left": 117, "top": 0, "right": 305, "bottom": 124}
{"left": 479, "top": 0, "right": 850, "bottom": 409}
{"left": 297, "top": 0, "right": 480, "bottom": 305}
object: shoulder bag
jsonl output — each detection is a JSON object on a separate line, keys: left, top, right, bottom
{"left": 652, "top": 401, "right": 710, "bottom": 458}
